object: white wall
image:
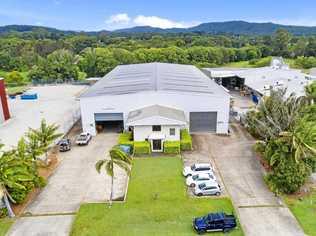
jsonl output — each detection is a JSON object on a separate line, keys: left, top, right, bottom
{"left": 80, "top": 91, "right": 230, "bottom": 135}
{"left": 133, "top": 125, "right": 181, "bottom": 141}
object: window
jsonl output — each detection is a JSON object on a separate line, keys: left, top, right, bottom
{"left": 169, "top": 128, "right": 175, "bottom": 136}
{"left": 152, "top": 125, "right": 161, "bottom": 131}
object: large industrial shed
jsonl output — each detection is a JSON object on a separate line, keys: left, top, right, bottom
{"left": 79, "top": 62, "right": 231, "bottom": 136}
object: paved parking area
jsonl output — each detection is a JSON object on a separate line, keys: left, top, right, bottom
{"left": 7, "top": 132, "right": 128, "bottom": 236}
{"left": 194, "top": 123, "right": 304, "bottom": 236}
{"left": 182, "top": 146, "right": 227, "bottom": 197}
{"left": 0, "top": 85, "right": 86, "bottom": 149}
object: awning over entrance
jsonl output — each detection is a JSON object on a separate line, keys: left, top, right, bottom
{"left": 148, "top": 133, "right": 166, "bottom": 140}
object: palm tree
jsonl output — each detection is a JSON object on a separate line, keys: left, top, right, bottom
{"left": 95, "top": 147, "right": 132, "bottom": 206}
{"left": 245, "top": 89, "right": 306, "bottom": 140}
{"left": 28, "top": 119, "right": 62, "bottom": 163}
{"left": 279, "top": 119, "right": 316, "bottom": 163}
{"left": 305, "top": 81, "right": 316, "bottom": 105}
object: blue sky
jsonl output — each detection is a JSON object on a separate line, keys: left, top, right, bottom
{"left": 1, "top": 0, "right": 316, "bottom": 31}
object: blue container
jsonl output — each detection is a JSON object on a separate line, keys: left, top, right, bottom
{"left": 119, "top": 145, "right": 132, "bottom": 154}
{"left": 21, "top": 93, "right": 38, "bottom": 100}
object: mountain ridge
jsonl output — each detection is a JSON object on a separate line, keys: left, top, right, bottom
{"left": 1, "top": 20, "right": 316, "bottom": 36}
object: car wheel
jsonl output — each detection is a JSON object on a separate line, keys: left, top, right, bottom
{"left": 198, "top": 229, "right": 206, "bottom": 234}
{"left": 223, "top": 228, "right": 230, "bottom": 233}
{"left": 215, "top": 192, "right": 221, "bottom": 196}
{"left": 197, "top": 193, "right": 203, "bottom": 197}
{"left": 190, "top": 183, "right": 195, "bottom": 187}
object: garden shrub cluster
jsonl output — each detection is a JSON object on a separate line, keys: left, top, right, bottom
{"left": 180, "top": 129, "right": 193, "bottom": 151}
{"left": 163, "top": 141, "right": 181, "bottom": 154}
{"left": 245, "top": 89, "right": 316, "bottom": 194}
{"left": 134, "top": 141, "right": 151, "bottom": 155}
{"left": 118, "top": 132, "right": 134, "bottom": 148}
{"left": 0, "top": 119, "right": 60, "bottom": 216}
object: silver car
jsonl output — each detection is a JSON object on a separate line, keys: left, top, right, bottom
{"left": 194, "top": 182, "right": 221, "bottom": 196}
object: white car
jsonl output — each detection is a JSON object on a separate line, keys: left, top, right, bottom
{"left": 76, "top": 132, "right": 92, "bottom": 145}
{"left": 194, "top": 182, "right": 221, "bottom": 196}
{"left": 186, "top": 173, "right": 217, "bottom": 187}
{"left": 183, "top": 163, "right": 213, "bottom": 177}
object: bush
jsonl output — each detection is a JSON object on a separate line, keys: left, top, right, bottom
{"left": 9, "top": 188, "right": 29, "bottom": 204}
{"left": 266, "top": 159, "right": 311, "bottom": 194}
{"left": 5, "top": 71, "right": 25, "bottom": 86}
{"left": 254, "top": 141, "right": 266, "bottom": 155}
{"left": 0, "top": 208, "right": 8, "bottom": 218}
{"left": 118, "top": 132, "right": 134, "bottom": 147}
{"left": 180, "top": 129, "right": 192, "bottom": 151}
{"left": 134, "top": 141, "right": 151, "bottom": 155}
{"left": 163, "top": 141, "right": 180, "bottom": 154}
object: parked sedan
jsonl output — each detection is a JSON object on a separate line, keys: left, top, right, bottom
{"left": 186, "top": 173, "right": 217, "bottom": 187}
{"left": 183, "top": 163, "right": 213, "bottom": 177}
{"left": 58, "top": 138, "right": 71, "bottom": 152}
{"left": 193, "top": 212, "right": 237, "bottom": 234}
{"left": 75, "top": 132, "right": 92, "bottom": 145}
{"left": 194, "top": 182, "right": 221, "bottom": 196}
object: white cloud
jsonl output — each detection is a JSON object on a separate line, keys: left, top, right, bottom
{"left": 133, "top": 15, "right": 198, "bottom": 29}
{"left": 106, "top": 13, "right": 131, "bottom": 25}
{"left": 105, "top": 13, "right": 199, "bottom": 30}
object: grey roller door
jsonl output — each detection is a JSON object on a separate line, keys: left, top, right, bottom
{"left": 94, "top": 113, "right": 123, "bottom": 121}
{"left": 189, "top": 112, "right": 217, "bottom": 132}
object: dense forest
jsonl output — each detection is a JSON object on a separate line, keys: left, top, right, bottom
{"left": 1, "top": 28, "right": 316, "bottom": 86}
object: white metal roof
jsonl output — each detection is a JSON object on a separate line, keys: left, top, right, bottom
{"left": 204, "top": 66, "right": 315, "bottom": 97}
{"left": 126, "top": 104, "right": 186, "bottom": 126}
{"left": 80, "top": 63, "right": 230, "bottom": 98}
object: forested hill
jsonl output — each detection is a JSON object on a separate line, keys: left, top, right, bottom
{"left": 114, "top": 21, "right": 316, "bottom": 35}
{"left": 2, "top": 21, "right": 316, "bottom": 36}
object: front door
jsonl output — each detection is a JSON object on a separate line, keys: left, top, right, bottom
{"left": 152, "top": 139, "right": 162, "bottom": 152}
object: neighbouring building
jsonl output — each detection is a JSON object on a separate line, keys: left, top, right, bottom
{"left": 0, "top": 78, "right": 10, "bottom": 123}
{"left": 203, "top": 57, "right": 316, "bottom": 99}
{"left": 79, "top": 62, "right": 231, "bottom": 136}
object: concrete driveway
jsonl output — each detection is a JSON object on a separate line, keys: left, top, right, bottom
{"left": 190, "top": 123, "right": 304, "bottom": 236}
{"left": 7, "top": 132, "right": 128, "bottom": 236}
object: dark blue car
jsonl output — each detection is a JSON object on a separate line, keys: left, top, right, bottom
{"left": 193, "top": 212, "right": 237, "bottom": 234}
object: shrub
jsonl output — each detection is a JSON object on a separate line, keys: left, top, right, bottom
{"left": 266, "top": 159, "right": 311, "bottom": 194}
{"left": 134, "top": 141, "right": 151, "bottom": 155}
{"left": 180, "top": 129, "right": 192, "bottom": 151}
{"left": 118, "top": 132, "right": 134, "bottom": 147}
{"left": 5, "top": 71, "right": 25, "bottom": 86}
{"left": 163, "top": 141, "right": 180, "bottom": 154}
{"left": 9, "top": 188, "right": 29, "bottom": 204}
{"left": 254, "top": 141, "right": 266, "bottom": 155}
{"left": 0, "top": 208, "right": 8, "bottom": 218}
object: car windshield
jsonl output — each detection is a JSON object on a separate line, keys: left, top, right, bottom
{"left": 190, "top": 164, "right": 196, "bottom": 171}
{"left": 78, "top": 135, "right": 87, "bottom": 140}
{"left": 198, "top": 183, "right": 206, "bottom": 189}
{"left": 192, "top": 174, "right": 199, "bottom": 180}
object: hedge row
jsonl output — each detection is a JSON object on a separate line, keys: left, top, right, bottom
{"left": 118, "top": 132, "right": 134, "bottom": 146}
{"left": 163, "top": 141, "right": 181, "bottom": 154}
{"left": 134, "top": 141, "right": 151, "bottom": 155}
{"left": 180, "top": 129, "right": 193, "bottom": 151}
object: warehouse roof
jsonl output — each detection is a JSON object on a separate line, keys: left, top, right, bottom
{"left": 204, "top": 66, "right": 315, "bottom": 97}
{"left": 80, "top": 63, "right": 229, "bottom": 97}
{"left": 126, "top": 104, "right": 186, "bottom": 126}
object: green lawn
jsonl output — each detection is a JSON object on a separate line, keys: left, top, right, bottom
{"left": 71, "top": 157, "right": 243, "bottom": 236}
{"left": 0, "top": 218, "right": 14, "bottom": 236}
{"left": 284, "top": 190, "right": 316, "bottom": 236}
